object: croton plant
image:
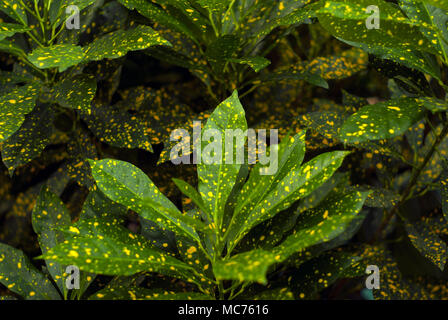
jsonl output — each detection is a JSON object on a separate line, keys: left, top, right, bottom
{"left": 0, "top": 0, "right": 448, "bottom": 301}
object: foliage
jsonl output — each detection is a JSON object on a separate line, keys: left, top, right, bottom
{"left": 1, "top": 0, "right": 448, "bottom": 300}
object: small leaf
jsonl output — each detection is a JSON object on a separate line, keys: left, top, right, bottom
{"left": 0, "top": 242, "right": 61, "bottom": 300}
{"left": 1, "top": 104, "right": 54, "bottom": 175}
{"left": 340, "top": 98, "right": 425, "bottom": 143}
{"left": 0, "top": 83, "right": 40, "bottom": 143}
{"left": 31, "top": 186, "right": 71, "bottom": 296}
{"left": 51, "top": 74, "right": 97, "bottom": 113}
{"left": 28, "top": 44, "right": 85, "bottom": 72}
{"left": 83, "top": 25, "right": 171, "bottom": 62}
{"left": 0, "top": 23, "right": 30, "bottom": 41}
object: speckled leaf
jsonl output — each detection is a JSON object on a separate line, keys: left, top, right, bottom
{"left": 214, "top": 190, "right": 369, "bottom": 283}
{"left": 197, "top": 0, "right": 231, "bottom": 15}
{"left": 31, "top": 186, "right": 71, "bottom": 296}
{"left": 89, "top": 159, "right": 207, "bottom": 242}
{"left": 51, "top": 74, "right": 96, "bottom": 113}
{"left": 405, "top": 221, "right": 447, "bottom": 270}
{"left": 400, "top": 0, "right": 448, "bottom": 62}
{"left": 342, "top": 39, "right": 442, "bottom": 82}
{"left": 0, "top": 83, "right": 40, "bottom": 143}
{"left": 227, "top": 133, "right": 306, "bottom": 246}
{"left": 0, "top": 23, "right": 30, "bottom": 41}
{"left": 117, "top": 0, "right": 200, "bottom": 41}
{"left": 40, "top": 218, "right": 202, "bottom": 285}
{"left": 83, "top": 25, "right": 171, "bottom": 61}
{"left": 1, "top": 104, "right": 54, "bottom": 175}
{"left": 230, "top": 150, "right": 350, "bottom": 247}
{"left": 197, "top": 90, "right": 247, "bottom": 230}
{"left": 317, "top": 1, "right": 435, "bottom": 54}
{"left": 91, "top": 287, "right": 212, "bottom": 300}
{"left": 0, "top": 1, "right": 27, "bottom": 24}
{"left": 291, "top": 249, "right": 364, "bottom": 299}
{"left": 80, "top": 104, "right": 152, "bottom": 152}
{"left": 229, "top": 57, "right": 271, "bottom": 72}
{"left": 0, "top": 242, "right": 61, "bottom": 300}
{"left": 340, "top": 98, "right": 425, "bottom": 143}
{"left": 28, "top": 44, "right": 85, "bottom": 72}
{"left": 416, "top": 97, "right": 448, "bottom": 113}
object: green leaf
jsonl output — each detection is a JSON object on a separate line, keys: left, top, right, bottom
{"left": 317, "top": 0, "right": 436, "bottom": 54}
{"left": 51, "top": 74, "right": 97, "bottom": 113}
{"left": 83, "top": 25, "right": 171, "bottom": 62}
{"left": 340, "top": 98, "right": 425, "bottom": 143}
{"left": 416, "top": 97, "right": 448, "bottom": 113}
{"left": 291, "top": 249, "right": 364, "bottom": 299}
{"left": 0, "top": 1, "right": 28, "bottom": 24}
{"left": 214, "top": 190, "right": 370, "bottom": 284}
{"left": 80, "top": 104, "right": 152, "bottom": 152}
{"left": 117, "top": 0, "right": 201, "bottom": 41}
{"left": 227, "top": 133, "right": 307, "bottom": 245}
{"left": 0, "top": 83, "right": 40, "bottom": 143}
{"left": 0, "top": 242, "right": 61, "bottom": 300}
{"left": 31, "top": 186, "right": 71, "bottom": 296}
{"left": 405, "top": 220, "right": 447, "bottom": 271}
{"left": 0, "top": 23, "right": 30, "bottom": 41}
{"left": 342, "top": 39, "right": 442, "bottom": 82}
{"left": 40, "top": 218, "right": 202, "bottom": 286}
{"left": 229, "top": 150, "right": 350, "bottom": 248}
{"left": 229, "top": 57, "right": 271, "bottom": 72}
{"left": 197, "top": 90, "right": 248, "bottom": 230}
{"left": 1, "top": 104, "right": 54, "bottom": 175}
{"left": 400, "top": 0, "right": 448, "bottom": 63}
{"left": 28, "top": 44, "right": 85, "bottom": 72}
{"left": 89, "top": 159, "right": 208, "bottom": 242}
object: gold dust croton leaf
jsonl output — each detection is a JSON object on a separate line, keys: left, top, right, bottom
{"left": 83, "top": 25, "right": 172, "bottom": 62}
{"left": 0, "top": 83, "right": 41, "bottom": 143}
{"left": 0, "top": 242, "right": 61, "bottom": 300}
{"left": 51, "top": 74, "right": 97, "bottom": 113}
{"left": 28, "top": 44, "right": 85, "bottom": 72}
{"left": 1, "top": 104, "right": 55, "bottom": 175}
{"left": 0, "top": 22, "right": 30, "bottom": 41}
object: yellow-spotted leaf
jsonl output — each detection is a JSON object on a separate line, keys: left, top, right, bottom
{"left": 229, "top": 150, "right": 350, "bottom": 248}
{"left": 0, "top": 83, "right": 40, "bottom": 143}
{"left": 405, "top": 220, "right": 447, "bottom": 271}
{"left": 28, "top": 44, "right": 85, "bottom": 72}
{"left": 197, "top": 90, "right": 248, "bottom": 230}
{"left": 0, "top": 23, "right": 30, "bottom": 41}
{"left": 317, "top": 0, "right": 436, "bottom": 54}
{"left": 1, "top": 104, "right": 54, "bottom": 175}
{"left": 340, "top": 98, "right": 425, "bottom": 143}
{"left": 40, "top": 219, "right": 202, "bottom": 286}
{"left": 51, "top": 74, "right": 97, "bottom": 113}
{"left": 0, "top": 242, "right": 61, "bottom": 300}
{"left": 89, "top": 159, "right": 208, "bottom": 242}
{"left": 31, "top": 186, "right": 71, "bottom": 296}
{"left": 214, "top": 190, "right": 369, "bottom": 284}
{"left": 83, "top": 25, "right": 171, "bottom": 62}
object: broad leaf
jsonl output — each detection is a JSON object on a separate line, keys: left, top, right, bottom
{"left": 28, "top": 44, "right": 85, "bottom": 72}
{"left": 340, "top": 98, "right": 425, "bottom": 143}
{"left": 0, "top": 83, "right": 40, "bottom": 143}
{"left": 0, "top": 243, "right": 61, "bottom": 300}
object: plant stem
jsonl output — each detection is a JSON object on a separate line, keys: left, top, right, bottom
{"left": 373, "top": 121, "right": 448, "bottom": 241}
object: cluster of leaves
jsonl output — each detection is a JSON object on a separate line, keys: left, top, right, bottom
{"left": 1, "top": 0, "right": 448, "bottom": 300}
